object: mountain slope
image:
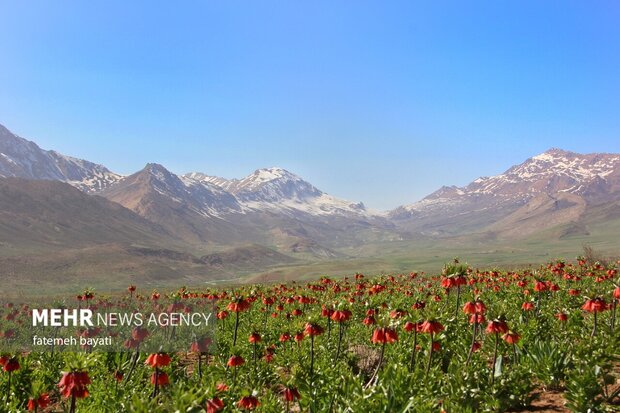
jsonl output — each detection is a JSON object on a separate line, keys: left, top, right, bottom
{"left": 185, "top": 167, "right": 370, "bottom": 218}
{"left": 100, "top": 164, "right": 250, "bottom": 244}
{"left": 0, "top": 177, "right": 173, "bottom": 252}
{"left": 390, "top": 149, "right": 620, "bottom": 238}
{"left": 0, "top": 124, "right": 122, "bottom": 191}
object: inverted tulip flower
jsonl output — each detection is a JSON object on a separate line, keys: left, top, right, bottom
{"left": 420, "top": 320, "right": 444, "bottom": 376}
{"left": 582, "top": 297, "right": 607, "bottom": 336}
{"left": 58, "top": 370, "right": 91, "bottom": 413}
{"left": 486, "top": 318, "right": 509, "bottom": 384}
{"left": 367, "top": 327, "right": 399, "bottom": 386}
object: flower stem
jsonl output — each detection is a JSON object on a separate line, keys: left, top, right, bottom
{"left": 466, "top": 320, "right": 477, "bottom": 366}
{"left": 233, "top": 311, "right": 240, "bottom": 347}
{"left": 409, "top": 328, "right": 418, "bottom": 371}
{"left": 425, "top": 332, "right": 434, "bottom": 377}
{"left": 491, "top": 333, "right": 499, "bottom": 385}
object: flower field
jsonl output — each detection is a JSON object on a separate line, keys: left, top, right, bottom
{"left": 1, "top": 258, "right": 620, "bottom": 412}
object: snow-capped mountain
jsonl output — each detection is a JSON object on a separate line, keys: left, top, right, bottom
{"left": 99, "top": 163, "right": 246, "bottom": 243}
{"left": 389, "top": 148, "right": 620, "bottom": 237}
{"left": 184, "top": 167, "right": 369, "bottom": 218}
{"left": 0, "top": 124, "right": 122, "bottom": 192}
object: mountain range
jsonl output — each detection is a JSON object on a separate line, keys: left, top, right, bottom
{"left": 1, "top": 122, "right": 618, "bottom": 293}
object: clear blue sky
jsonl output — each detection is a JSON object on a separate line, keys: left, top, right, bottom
{"left": 1, "top": 1, "right": 619, "bottom": 210}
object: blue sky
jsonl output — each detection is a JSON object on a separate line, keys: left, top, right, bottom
{"left": 1, "top": 1, "right": 619, "bottom": 210}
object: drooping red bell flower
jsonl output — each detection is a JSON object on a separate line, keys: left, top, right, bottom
{"left": 217, "top": 310, "right": 229, "bottom": 319}
{"left": 114, "top": 370, "right": 124, "bottom": 382}
{"left": 534, "top": 281, "right": 548, "bottom": 292}
{"left": 521, "top": 302, "right": 535, "bottom": 311}
{"left": 371, "top": 327, "right": 398, "bottom": 344}
{"left": 227, "top": 298, "right": 251, "bottom": 313}
{"left": 304, "top": 322, "right": 325, "bottom": 337}
{"left": 145, "top": 353, "right": 171, "bottom": 368}
{"left": 3, "top": 357, "right": 19, "bottom": 372}
{"left": 331, "top": 309, "right": 351, "bottom": 322}
{"left": 279, "top": 333, "right": 291, "bottom": 342}
{"left": 420, "top": 320, "right": 444, "bottom": 334}
{"left": 469, "top": 313, "right": 486, "bottom": 324}
{"left": 191, "top": 336, "right": 212, "bottom": 353}
{"left": 237, "top": 395, "right": 260, "bottom": 410}
{"left": 556, "top": 312, "right": 568, "bottom": 322}
{"left": 582, "top": 297, "right": 607, "bottom": 313}
{"left": 502, "top": 331, "right": 521, "bottom": 344}
{"left": 486, "top": 319, "right": 509, "bottom": 334}
{"left": 27, "top": 393, "right": 50, "bottom": 411}
{"left": 150, "top": 371, "right": 169, "bottom": 386}
{"left": 131, "top": 326, "right": 149, "bottom": 342}
{"left": 283, "top": 386, "right": 301, "bottom": 402}
{"left": 389, "top": 309, "right": 407, "bottom": 319}
{"left": 613, "top": 286, "right": 620, "bottom": 300}
{"left": 363, "top": 315, "right": 376, "bottom": 326}
{"left": 206, "top": 396, "right": 225, "bottom": 413}
{"left": 463, "top": 301, "right": 476, "bottom": 314}
{"left": 227, "top": 355, "right": 245, "bottom": 367}
{"left": 58, "top": 371, "right": 91, "bottom": 399}
{"left": 248, "top": 332, "right": 262, "bottom": 343}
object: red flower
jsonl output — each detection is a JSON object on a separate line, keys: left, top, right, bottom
{"left": 114, "top": 370, "right": 124, "bottom": 382}
{"left": 283, "top": 386, "right": 301, "bottom": 402}
{"left": 191, "top": 336, "right": 212, "bottom": 353}
{"left": 614, "top": 287, "right": 620, "bottom": 300}
{"left": 127, "top": 285, "right": 136, "bottom": 292}
{"left": 502, "top": 331, "right": 520, "bottom": 344}
{"left": 227, "top": 355, "right": 245, "bottom": 367}
{"left": 131, "top": 326, "right": 149, "bottom": 342}
{"left": 279, "top": 333, "right": 291, "bottom": 342}
{"left": 371, "top": 327, "right": 398, "bottom": 344}
{"left": 556, "top": 312, "right": 568, "bottom": 322}
{"left": 58, "top": 371, "right": 91, "bottom": 399}
{"left": 238, "top": 395, "right": 260, "bottom": 410}
{"left": 331, "top": 309, "right": 351, "bottom": 322}
{"left": 471, "top": 341, "right": 482, "bottom": 352}
{"left": 420, "top": 320, "right": 444, "bottom": 334}
{"left": 227, "top": 298, "right": 251, "bottom": 313}
{"left": 248, "top": 332, "right": 262, "bottom": 343}
{"left": 217, "top": 310, "right": 229, "bottom": 319}
{"left": 431, "top": 341, "right": 441, "bottom": 352}
{"left": 363, "top": 316, "right": 376, "bottom": 325}
{"left": 27, "top": 393, "right": 50, "bottom": 411}
{"left": 582, "top": 297, "right": 607, "bottom": 313}
{"left": 389, "top": 309, "right": 407, "bottom": 319}
{"left": 521, "top": 302, "right": 535, "bottom": 311}
{"left": 150, "top": 371, "right": 169, "bottom": 386}
{"left": 441, "top": 277, "right": 455, "bottom": 289}
{"left": 294, "top": 332, "right": 305, "bottom": 343}
{"left": 463, "top": 301, "right": 476, "bottom": 314}
{"left": 216, "top": 383, "right": 229, "bottom": 392}
{"left": 3, "top": 357, "right": 19, "bottom": 372}
{"left": 534, "top": 281, "right": 547, "bottom": 292}
{"left": 304, "top": 323, "right": 325, "bottom": 337}
{"left": 469, "top": 313, "right": 486, "bottom": 324}
{"left": 486, "top": 320, "right": 509, "bottom": 334}
{"left": 145, "top": 353, "right": 171, "bottom": 368}
{"left": 206, "top": 396, "right": 225, "bottom": 413}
